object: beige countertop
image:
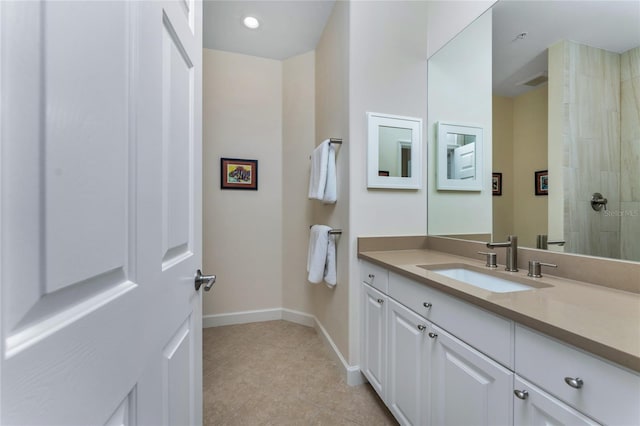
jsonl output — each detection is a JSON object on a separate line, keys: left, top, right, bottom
{"left": 359, "top": 248, "right": 640, "bottom": 373}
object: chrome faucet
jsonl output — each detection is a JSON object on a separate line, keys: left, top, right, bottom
{"left": 486, "top": 235, "right": 518, "bottom": 272}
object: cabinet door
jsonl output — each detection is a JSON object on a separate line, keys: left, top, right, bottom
{"left": 513, "top": 376, "right": 600, "bottom": 426}
{"left": 361, "top": 283, "right": 387, "bottom": 398}
{"left": 387, "top": 298, "right": 431, "bottom": 426}
{"left": 431, "top": 325, "right": 513, "bottom": 426}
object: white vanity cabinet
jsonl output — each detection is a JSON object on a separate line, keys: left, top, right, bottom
{"left": 359, "top": 260, "right": 640, "bottom": 426}
{"left": 515, "top": 325, "right": 640, "bottom": 425}
{"left": 387, "top": 298, "right": 431, "bottom": 426}
{"left": 431, "top": 324, "right": 513, "bottom": 426}
{"left": 361, "top": 283, "right": 387, "bottom": 399}
{"left": 513, "top": 376, "right": 599, "bottom": 426}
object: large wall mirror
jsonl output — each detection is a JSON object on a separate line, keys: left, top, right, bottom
{"left": 428, "top": 0, "right": 640, "bottom": 262}
{"left": 367, "top": 112, "right": 422, "bottom": 189}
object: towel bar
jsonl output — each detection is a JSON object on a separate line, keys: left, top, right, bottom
{"left": 309, "top": 226, "right": 342, "bottom": 235}
{"left": 329, "top": 138, "right": 343, "bottom": 145}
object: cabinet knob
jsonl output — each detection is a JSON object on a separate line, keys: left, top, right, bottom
{"left": 428, "top": 332, "right": 438, "bottom": 339}
{"left": 423, "top": 302, "right": 432, "bottom": 308}
{"left": 417, "top": 324, "right": 427, "bottom": 331}
{"left": 377, "top": 298, "right": 384, "bottom": 304}
{"left": 368, "top": 274, "right": 375, "bottom": 279}
{"left": 564, "top": 377, "right": 584, "bottom": 389}
{"left": 513, "top": 389, "right": 529, "bottom": 400}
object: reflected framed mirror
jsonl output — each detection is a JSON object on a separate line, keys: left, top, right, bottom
{"left": 367, "top": 112, "right": 422, "bottom": 189}
{"left": 436, "top": 122, "right": 483, "bottom": 191}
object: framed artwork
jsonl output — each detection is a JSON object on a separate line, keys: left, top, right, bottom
{"left": 220, "top": 158, "right": 258, "bottom": 190}
{"left": 535, "top": 170, "right": 548, "bottom": 196}
{"left": 492, "top": 173, "right": 502, "bottom": 196}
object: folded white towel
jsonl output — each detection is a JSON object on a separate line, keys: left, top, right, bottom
{"left": 308, "top": 141, "right": 329, "bottom": 201}
{"left": 308, "top": 140, "right": 337, "bottom": 204}
{"left": 323, "top": 144, "right": 337, "bottom": 204}
{"left": 324, "top": 233, "right": 337, "bottom": 287}
{"left": 307, "top": 225, "right": 337, "bottom": 286}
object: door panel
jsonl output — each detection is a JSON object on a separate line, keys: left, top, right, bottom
{"left": 387, "top": 299, "right": 430, "bottom": 426}
{"left": 513, "top": 376, "right": 599, "bottom": 426}
{"left": 361, "top": 283, "right": 386, "bottom": 397}
{"left": 163, "top": 317, "right": 194, "bottom": 426}
{"left": 431, "top": 325, "right": 513, "bottom": 426}
{"left": 161, "top": 13, "right": 194, "bottom": 268}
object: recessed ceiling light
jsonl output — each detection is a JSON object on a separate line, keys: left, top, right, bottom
{"left": 243, "top": 16, "right": 260, "bottom": 29}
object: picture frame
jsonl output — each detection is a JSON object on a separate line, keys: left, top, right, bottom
{"left": 535, "top": 170, "right": 548, "bottom": 196}
{"left": 220, "top": 158, "right": 258, "bottom": 190}
{"left": 492, "top": 172, "right": 502, "bottom": 196}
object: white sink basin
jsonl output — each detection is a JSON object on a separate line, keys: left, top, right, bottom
{"left": 419, "top": 264, "right": 550, "bottom": 293}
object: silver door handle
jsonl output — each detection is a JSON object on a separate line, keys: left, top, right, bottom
{"left": 564, "top": 377, "right": 584, "bottom": 389}
{"left": 195, "top": 269, "right": 216, "bottom": 291}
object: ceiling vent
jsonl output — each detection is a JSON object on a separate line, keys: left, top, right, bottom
{"left": 518, "top": 73, "right": 548, "bottom": 87}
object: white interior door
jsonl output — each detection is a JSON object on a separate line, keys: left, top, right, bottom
{"left": 453, "top": 142, "right": 476, "bottom": 180}
{"left": 0, "top": 0, "right": 203, "bottom": 424}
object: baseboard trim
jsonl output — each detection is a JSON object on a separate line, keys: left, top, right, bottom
{"left": 203, "top": 307, "right": 364, "bottom": 386}
{"left": 202, "top": 308, "right": 281, "bottom": 328}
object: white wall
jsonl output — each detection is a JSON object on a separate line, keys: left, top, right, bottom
{"left": 426, "top": 0, "right": 496, "bottom": 58}
{"left": 348, "top": 0, "right": 430, "bottom": 364}
{"left": 202, "top": 49, "right": 283, "bottom": 316}
{"left": 427, "top": 10, "right": 493, "bottom": 236}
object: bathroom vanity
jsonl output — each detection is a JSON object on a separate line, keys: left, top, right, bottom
{"left": 358, "top": 237, "right": 640, "bottom": 426}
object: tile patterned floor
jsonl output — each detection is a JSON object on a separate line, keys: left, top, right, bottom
{"left": 203, "top": 320, "right": 397, "bottom": 425}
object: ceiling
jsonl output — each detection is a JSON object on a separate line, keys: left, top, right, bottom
{"left": 492, "top": 0, "right": 640, "bottom": 97}
{"left": 202, "top": 1, "right": 640, "bottom": 96}
{"left": 203, "top": 0, "right": 336, "bottom": 60}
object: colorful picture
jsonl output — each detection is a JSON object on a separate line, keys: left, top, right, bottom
{"left": 221, "top": 158, "right": 258, "bottom": 190}
{"left": 535, "top": 170, "right": 548, "bottom": 196}
{"left": 492, "top": 172, "right": 502, "bottom": 196}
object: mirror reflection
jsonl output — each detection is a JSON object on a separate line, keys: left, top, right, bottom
{"left": 378, "top": 126, "right": 412, "bottom": 178}
{"left": 428, "top": 0, "right": 640, "bottom": 262}
{"left": 446, "top": 133, "right": 476, "bottom": 180}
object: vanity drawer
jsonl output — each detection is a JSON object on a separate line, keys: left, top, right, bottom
{"left": 360, "top": 261, "right": 389, "bottom": 293}
{"left": 389, "top": 271, "right": 514, "bottom": 368}
{"left": 515, "top": 325, "right": 640, "bottom": 425}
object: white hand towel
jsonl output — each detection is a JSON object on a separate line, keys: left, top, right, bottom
{"left": 307, "top": 225, "right": 331, "bottom": 284}
{"left": 308, "top": 140, "right": 329, "bottom": 201}
{"left": 323, "top": 144, "right": 337, "bottom": 204}
{"left": 324, "top": 233, "right": 337, "bottom": 287}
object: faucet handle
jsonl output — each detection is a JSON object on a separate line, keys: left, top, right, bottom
{"left": 477, "top": 251, "right": 498, "bottom": 268}
{"left": 527, "top": 261, "right": 557, "bottom": 278}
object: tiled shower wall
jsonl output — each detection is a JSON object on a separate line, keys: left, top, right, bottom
{"left": 557, "top": 40, "right": 621, "bottom": 258}
{"left": 552, "top": 41, "right": 640, "bottom": 261}
{"left": 620, "top": 46, "right": 640, "bottom": 261}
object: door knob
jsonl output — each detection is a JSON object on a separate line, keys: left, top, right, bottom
{"left": 195, "top": 269, "right": 216, "bottom": 291}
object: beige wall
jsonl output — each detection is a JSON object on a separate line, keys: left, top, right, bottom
{"left": 620, "top": 46, "right": 640, "bottom": 261}
{"left": 427, "top": 10, "right": 493, "bottom": 236}
{"left": 282, "top": 52, "right": 316, "bottom": 314}
{"left": 348, "top": 0, "right": 430, "bottom": 363}
{"left": 513, "top": 85, "right": 548, "bottom": 248}
{"left": 312, "top": 0, "right": 351, "bottom": 361}
{"left": 202, "top": 49, "right": 283, "bottom": 315}
{"left": 493, "top": 86, "right": 549, "bottom": 248}
{"left": 492, "top": 96, "right": 514, "bottom": 240}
